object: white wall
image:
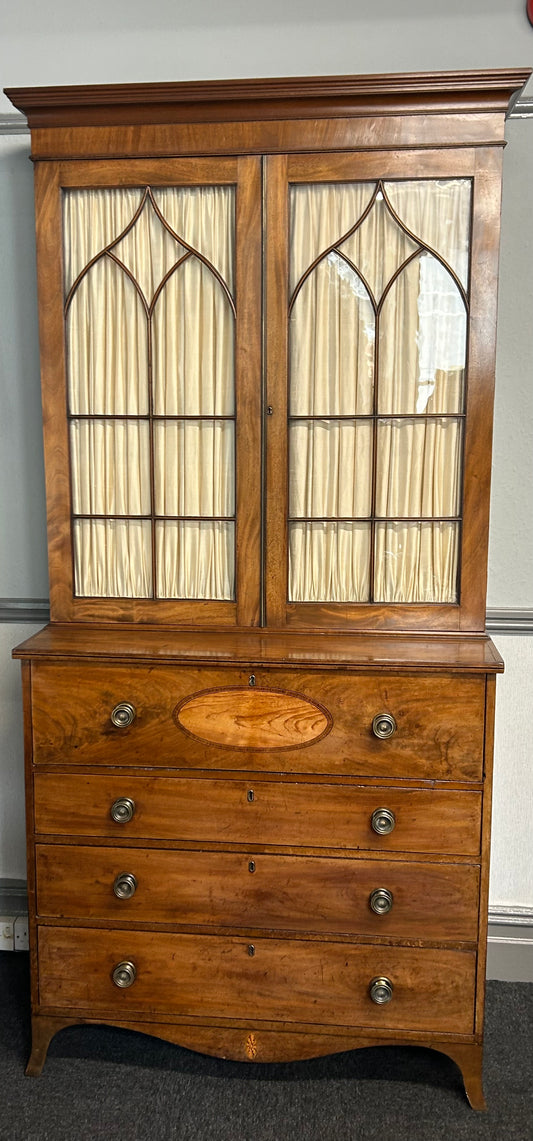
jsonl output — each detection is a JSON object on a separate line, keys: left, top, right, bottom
{"left": 0, "top": 624, "right": 41, "bottom": 879}
{"left": 0, "top": 0, "right": 532, "bottom": 107}
{"left": 0, "top": 1, "right": 532, "bottom": 913}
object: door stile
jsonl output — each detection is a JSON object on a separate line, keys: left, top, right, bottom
{"left": 235, "top": 156, "right": 262, "bottom": 626}
{"left": 264, "top": 155, "right": 290, "bottom": 627}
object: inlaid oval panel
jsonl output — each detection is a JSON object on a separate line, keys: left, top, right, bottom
{"left": 174, "top": 687, "right": 332, "bottom": 751}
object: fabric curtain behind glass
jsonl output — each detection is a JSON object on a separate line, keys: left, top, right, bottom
{"left": 288, "top": 178, "right": 470, "bottom": 604}
{"left": 64, "top": 185, "right": 235, "bottom": 599}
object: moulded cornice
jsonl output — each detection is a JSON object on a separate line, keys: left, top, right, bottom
{"left": 5, "top": 69, "right": 532, "bottom": 129}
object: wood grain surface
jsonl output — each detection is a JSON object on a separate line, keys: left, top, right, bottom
{"left": 33, "top": 772, "right": 482, "bottom": 855}
{"left": 174, "top": 686, "right": 332, "bottom": 750}
{"left": 35, "top": 844, "right": 480, "bottom": 940}
{"left": 13, "top": 625, "right": 504, "bottom": 672}
{"left": 37, "top": 926, "right": 477, "bottom": 1034}
{"left": 30, "top": 663, "right": 486, "bottom": 780}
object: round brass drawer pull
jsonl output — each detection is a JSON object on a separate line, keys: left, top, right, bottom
{"left": 111, "top": 702, "right": 136, "bottom": 728}
{"left": 113, "top": 872, "right": 137, "bottom": 900}
{"left": 372, "top": 713, "right": 397, "bottom": 739}
{"left": 112, "top": 960, "right": 137, "bottom": 989}
{"left": 369, "top": 887, "right": 394, "bottom": 915}
{"left": 369, "top": 976, "right": 393, "bottom": 1005}
{"left": 371, "top": 807, "right": 396, "bottom": 835}
{"left": 110, "top": 797, "right": 136, "bottom": 824}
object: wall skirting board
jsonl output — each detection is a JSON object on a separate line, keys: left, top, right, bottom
{"left": 0, "top": 599, "right": 50, "bottom": 623}
{"left": 0, "top": 879, "right": 531, "bottom": 977}
{"left": 2, "top": 600, "right": 533, "bottom": 634}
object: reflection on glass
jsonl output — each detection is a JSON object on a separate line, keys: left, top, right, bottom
{"left": 290, "top": 255, "right": 374, "bottom": 416}
{"left": 374, "top": 522, "right": 459, "bottom": 603}
{"left": 383, "top": 180, "right": 471, "bottom": 290}
{"left": 289, "top": 182, "right": 376, "bottom": 293}
{"left": 379, "top": 254, "right": 466, "bottom": 415}
{"left": 289, "top": 522, "right": 371, "bottom": 602}
{"left": 340, "top": 193, "right": 419, "bottom": 301}
{"left": 288, "top": 177, "right": 471, "bottom": 607}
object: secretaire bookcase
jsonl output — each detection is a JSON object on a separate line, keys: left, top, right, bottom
{"left": 7, "top": 69, "right": 530, "bottom": 1106}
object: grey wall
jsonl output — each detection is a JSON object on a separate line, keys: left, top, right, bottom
{"left": 0, "top": 1, "right": 532, "bottom": 102}
{"left": 0, "top": 1, "right": 532, "bottom": 919}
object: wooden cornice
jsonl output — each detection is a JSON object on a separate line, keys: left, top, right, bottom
{"left": 5, "top": 70, "right": 532, "bottom": 129}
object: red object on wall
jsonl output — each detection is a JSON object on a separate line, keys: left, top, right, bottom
{"left": 528, "top": 1, "right": 533, "bottom": 28}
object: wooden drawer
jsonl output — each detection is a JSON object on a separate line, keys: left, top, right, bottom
{"left": 31, "top": 663, "right": 485, "bottom": 781}
{"left": 34, "top": 773, "right": 482, "bottom": 856}
{"left": 36, "top": 844, "right": 480, "bottom": 940}
{"left": 38, "top": 927, "right": 476, "bottom": 1034}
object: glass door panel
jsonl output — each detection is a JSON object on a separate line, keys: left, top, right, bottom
{"left": 289, "top": 523, "right": 371, "bottom": 603}
{"left": 374, "top": 521, "right": 460, "bottom": 604}
{"left": 378, "top": 255, "right": 467, "bottom": 415}
{"left": 285, "top": 173, "right": 471, "bottom": 609}
{"left": 375, "top": 419, "right": 463, "bottom": 518}
{"left": 64, "top": 183, "right": 237, "bottom": 602}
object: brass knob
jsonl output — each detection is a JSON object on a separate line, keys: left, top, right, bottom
{"left": 111, "top": 702, "right": 136, "bottom": 728}
{"left": 372, "top": 713, "right": 397, "bottom": 739}
{"left": 113, "top": 872, "right": 137, "bottom": 900}
{"left": 371, "top": 807, "right": 396, "bottom": 835}
{"left": 369, "top": 888, "right": 394, "bottom": 915}
{"left": 112, "top": 960, "right": 137, "bottom": 988}
{"left": 370, "top": 976, "right": 393, "bottom": 1004}
{"left": 110, "top": 797, "right": 136, "bottom": 824}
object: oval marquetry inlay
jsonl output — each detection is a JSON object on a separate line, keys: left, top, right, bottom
{"left": 174, "top": 687, "right": 332, "bottom": 751}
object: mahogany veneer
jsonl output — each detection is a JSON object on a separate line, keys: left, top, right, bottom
{"left": 9, "top": 68, "right": 529, "bottom": 1107}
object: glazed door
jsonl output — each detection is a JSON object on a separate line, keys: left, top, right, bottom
{"left": 35, "top": 157, "right": 261, "bottom": 625}
{"left": 265, "top": 149, "right": 502, "bottom": 631}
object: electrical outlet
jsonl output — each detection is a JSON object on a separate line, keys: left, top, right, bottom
{"left": 0, "top": 917, "right": 15, "bottom": 951}
{"left": 0, "top": 913, "right": 29, "bottom": 951}
{"left": 14, "top": 915, "right": 29, "bottom": 950}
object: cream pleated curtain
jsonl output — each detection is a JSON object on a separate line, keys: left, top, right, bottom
{"left": 288, "top": 178, "right": 470, "bottom": 604}
{"left": 64, "top": 186, "right": 235, "bottom": 600}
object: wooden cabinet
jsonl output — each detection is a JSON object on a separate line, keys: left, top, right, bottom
{"left": 7, "top": 69, "right": 530, "bottom": 1105}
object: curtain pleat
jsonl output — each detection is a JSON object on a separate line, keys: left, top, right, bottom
{"left": 289, "top": 523, "right": 371, "bottom": 603}
{"left": 64, "top": 186, "right": 235, "bottom": 601}
{"left": 73, "top": 520, "right": 152, "bottom": 598}
{"left": 374, "top": 522, "right": 459, "bottom": 603}
{"left": 156, "top": 522, "right": 234, "bottom": 600}
{"left": 289, "top": 179, "right": 470, "bottom": 604}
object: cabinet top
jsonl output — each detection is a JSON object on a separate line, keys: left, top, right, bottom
{"left": 12, "top": 624, "right": 504, "bottom": 673}
{"left": 5, "top": 69, "right": 531, "bottom": 129}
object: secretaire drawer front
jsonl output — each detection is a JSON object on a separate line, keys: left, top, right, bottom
{"left": 33, "top": 773, "right": 482, "bottom": 856}
{"left": 31, "top": 663, "right": 485, "bottom": 781}
{"left": 38, "top": 927, "right": 476, "bottom": 1034}
{"left": 35, "top": 844, "right": 480, "bottom": 940}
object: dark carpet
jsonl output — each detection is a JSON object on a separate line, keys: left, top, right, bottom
{"left": 1, "top": 952, "right": 532, "bottom": 1141}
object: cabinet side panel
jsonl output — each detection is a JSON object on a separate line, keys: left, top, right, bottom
{"left": 33, "top": 163, "right": 73, "bottom": 620}
{"left": 475, "top": 674, "right": 496, "bottom": 1034}
{"left": 460, "top": 150, "right": 504, "bottom": 630}
{"left": 21, "top": 661, "right": 39, "bottom": 1010}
